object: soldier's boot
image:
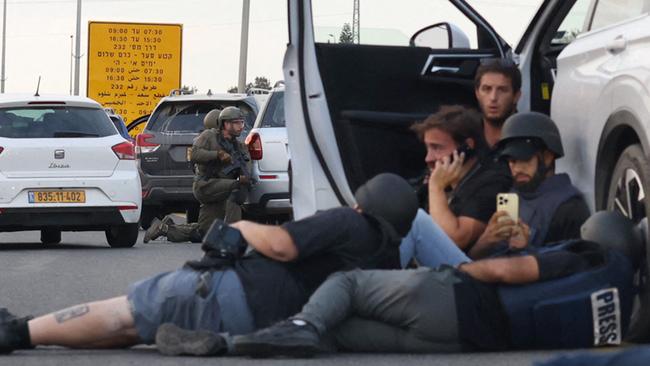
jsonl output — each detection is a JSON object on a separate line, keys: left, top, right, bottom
{"left": 143, "top": 216, "right": 174, "bottom": 243}
{"left": 0, "top": 308, "right": 32, "bottom": 354}
{"left": 155, "top": 323, "right": 227, "bottom": 356}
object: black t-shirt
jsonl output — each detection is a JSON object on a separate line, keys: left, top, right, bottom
{"left": 448, "top": 157, "right": 513, "bottom": 224}
{"left": 454, "top": 240, "right": 604, "bottom": 350}
{"left": 543, "top": 196, "right": 591, "bottom": 244}
{"left": 235, "top": 207, "right": 399, "bottom": 328}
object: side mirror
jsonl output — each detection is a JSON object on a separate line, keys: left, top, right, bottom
{"left": 409, "top": 22, "right": 470, "bottom": 49}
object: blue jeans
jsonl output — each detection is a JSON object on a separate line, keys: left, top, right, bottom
{"left": 399, "top": 209, "right": 470, "bottom": 268}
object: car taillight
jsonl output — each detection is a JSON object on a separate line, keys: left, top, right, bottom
{"left": 245, "top": 132, "right": 263, "bottom": 160}
{"left": 136, "top": 133, "right": 160, "bottom": 154}
{"left": 112, "top": 141, "right": 135, "bottom": 160}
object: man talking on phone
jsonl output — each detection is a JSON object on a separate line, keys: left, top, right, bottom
{"left": 469, "top": 112, "right": 590, "bottom": 258}
{"left": 399, "top": 106, "right": 512, "bottom": 267}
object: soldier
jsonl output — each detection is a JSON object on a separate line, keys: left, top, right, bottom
{"left": 144, "top": 107, "right": 252, "bottom": 243}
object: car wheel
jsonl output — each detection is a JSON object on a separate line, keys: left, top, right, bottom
{"left": 140, "top": 206, "right": 158, "bottom": 230}
{"left": 105, "top": 223, "right": 139, "bottom": 248}
{"left": 606, "top": 144, "right": 650, "bottom": 341}
{"left": 40, "top": 229, "right": 61, "bottom": 245}
{"left": 186, "top": 205, "right": 200, "bottom": 224}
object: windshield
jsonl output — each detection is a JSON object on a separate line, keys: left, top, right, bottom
{"left": 147, "top": 101, "right": 256, "bottom": 134}
{"left": 260, "top": 91, "right": 285, "bottom": 128}
{"left": 468, "top": 0, "right": 544, "bottom": 47}
{"left": 0, "top": 106, "right": 117, "bottom": 139}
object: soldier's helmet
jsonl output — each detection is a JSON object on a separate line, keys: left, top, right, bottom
{"left": 203, "top": 109, "right": 221, "bottom": 129}
{"left": 218, "top": 106, "right": 244, "bottom": 128}
{"left": 497, "top": 112, "right": 564, "bottom": 158}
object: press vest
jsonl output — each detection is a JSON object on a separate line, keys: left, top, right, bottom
{"left": 498, "top": 241, "right": 637, "bottom": 349}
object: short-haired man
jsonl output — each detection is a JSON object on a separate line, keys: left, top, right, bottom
{"left": 474, "top": 58, "right": 522, "bottom": 148}
{"left": 398, "top": 106, "right": 511, "bottom": 265}
{"left": 0, "top": 174, "right": 418, "bottom": 355}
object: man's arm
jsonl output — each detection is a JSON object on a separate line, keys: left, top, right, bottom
{"left": 429, "top": 184, "right": 486, "bottom": 249}
{"left": 191, "top": 132, "right": 230, "bottom": 164}
{"left": 458, "top": 255, "right": 540, "bottom": 284}
{"left": 231, "top": 221, "right": 298, "bottom": 262}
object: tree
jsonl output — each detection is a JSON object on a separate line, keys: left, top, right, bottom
{"left": 339, "top": 23, "right": 354, "bottom": 44}
{"left": 227, "top": 76, "right": 273, "bottom": 93}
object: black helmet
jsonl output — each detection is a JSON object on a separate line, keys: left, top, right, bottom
{"left": 580, "top": 211, "right": 645, "bottom": 266}
{"left": 354, "top": 173, "right": 418, "bottom": 237}
{"left": 498, "top": 112, "right": 564, "bottom": 158}
{"left": 204, "top": 109, "right": 221, "bottom": 129}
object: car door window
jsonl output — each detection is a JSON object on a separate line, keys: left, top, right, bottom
{"left": 590, "top": 0, "right": 647, "bottom": 30}
{"left": 552, "top": 0, "right": 593, "bottom": 46}
{"left": 312, "top": 0, "right": 479, "bottom": 48}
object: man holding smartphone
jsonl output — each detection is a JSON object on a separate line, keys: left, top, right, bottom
{"left": 470, "top": 112, "right": 590, "bottom": 258}
{"left": 399, "top": 106, "right": 512, "bottom": 266}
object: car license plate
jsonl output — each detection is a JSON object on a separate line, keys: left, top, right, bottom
{"left": 186, "top": 147, "right": 192, "bottom": 161}
{"left": 28, "top": 190, "right": 86, "bottom": 203}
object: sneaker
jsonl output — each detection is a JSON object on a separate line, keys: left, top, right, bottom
{"left": 143, "top": 216, "right": 172, "bottom": 243}
{"left": 233, "top": 319, "right": 322, "bottom": 358}
{"left": 0, "top": 311, "right": 31, "bottom": 355}
{"left": 155, "top": 323, "right": 227, "bottom": 357}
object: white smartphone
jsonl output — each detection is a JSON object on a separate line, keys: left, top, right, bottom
{"left": 496, "top": 193, "right": 519, "bottom": 222}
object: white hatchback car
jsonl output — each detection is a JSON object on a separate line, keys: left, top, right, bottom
{"left": 0, "top": 94, "right": 141, "bottom": 247}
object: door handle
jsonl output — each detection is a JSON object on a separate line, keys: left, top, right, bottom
{"left": 430, "top": 66, "right": 460, "bottom": 74}
{"left": 606, "top": 36, "right": 627, "bottom": 54}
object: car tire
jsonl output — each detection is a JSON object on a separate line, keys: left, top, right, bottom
{"left": 140, "top": 206, "right": 158, "bottom": 230}
{"left": 606, "top": 144, "right": 650, "bottom": 341}
{"left": 105, "top": 223, "right": 139, "bottom": 248}
{"left": 186, "top": 205, "right": 200, "bottom": 224}
{"left": 40, "top": 229, "right": 61, "bottom": 245}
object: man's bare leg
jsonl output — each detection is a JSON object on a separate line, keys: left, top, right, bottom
{"left": 28, "top": 296, "right": 140, "bottom": 348}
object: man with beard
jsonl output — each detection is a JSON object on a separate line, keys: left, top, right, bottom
{"left": 144, "top": 107, "right": 252, "bottom": 243}
{"left": 469, "top": 112, "right": 590, "bottom": 258}
{"left": 474, "top": 58, "right": 522, "bottom": 149}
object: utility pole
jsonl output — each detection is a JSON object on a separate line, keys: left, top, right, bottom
{"left": 69, "top": 35, "right": 73, "bottom": 95}
{"left": 1, "top": 0, "right": 7, "bottom": 93}
{"left": 73, "top": 0, "right": 81, "bottom": 95}
{"left": 237, "top": 0, "right": 250, "bottom": 93}
{"left": 352, "top": 0, "right": 360, "bottom": 44}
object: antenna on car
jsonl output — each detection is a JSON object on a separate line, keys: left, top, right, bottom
{"left": 35, "top": 76, "right": 42, "bottom": 97}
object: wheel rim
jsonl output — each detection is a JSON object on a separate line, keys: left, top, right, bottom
{"left": 613, "top": 167, "right": 646, "bottom": 223}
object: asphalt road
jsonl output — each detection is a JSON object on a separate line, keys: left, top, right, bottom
{"left": 0, "top": 229, "right": 621, "bottom": 366}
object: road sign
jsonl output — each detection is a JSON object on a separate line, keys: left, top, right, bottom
{"left": 87, "top": 21, "right": 182, "bottom": 125}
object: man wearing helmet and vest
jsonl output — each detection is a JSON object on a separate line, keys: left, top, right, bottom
{"left": 0, "top": 173, "right": 419, "bottom": 355}
{"left": 144, "top": 107, "right": 252, "bottom": 243}
{"left": 469, "top": 112, "right": 591, "bottom": 258}
{"left": 219, "top": 211, "right": 643, "bottom": 357}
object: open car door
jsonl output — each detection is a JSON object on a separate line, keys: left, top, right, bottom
{"left": 284, "top": 0, "right": 512, "bottom": 218}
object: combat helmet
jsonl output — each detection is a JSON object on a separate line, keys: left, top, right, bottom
{"left": 203, "top": 109, "right": 221, "bottom": 129}
{"left": 218, "top": 106, "right": 244, "bottom": 127}
{"left": 498, "top": 112, "right": 564, "bottom": 158}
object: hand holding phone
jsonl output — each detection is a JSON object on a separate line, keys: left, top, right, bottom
{"left": 496, "top": 193, "right": 519, "bottom": 223}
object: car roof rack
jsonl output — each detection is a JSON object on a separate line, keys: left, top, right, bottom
{"left": 247, "top": 88, "right": 271, "bottom": 96}
{"left": 169, "top": 88, "right": 195, "bottom": 97}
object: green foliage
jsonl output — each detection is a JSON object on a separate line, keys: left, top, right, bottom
{"left": 339, "top": 23, "right": 354, "bottom": 44}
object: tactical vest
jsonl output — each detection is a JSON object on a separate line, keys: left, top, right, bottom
{"left": 498, "top": 241, "right": 637, "bottom": 349}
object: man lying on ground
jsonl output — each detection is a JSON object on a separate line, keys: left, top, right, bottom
{"left": 0, "top": 173, "right": 418, "bottom": 355}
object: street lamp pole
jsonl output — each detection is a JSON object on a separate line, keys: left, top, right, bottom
{"left": 1, "top": 0, "right": 7, "bottom": 93}
{"left": 237, "top": 0, "right": 250, "bottom": 93}
{"left": 73, "top": 0, "right": 81, "bottom": 95}
{"left": 69, "top": 35, "right": 73, "bottom": 95}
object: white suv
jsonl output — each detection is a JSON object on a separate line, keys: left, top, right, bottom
{"left": 0, "top": 94, "right": 142, "bottom": 247}
{"left": 244, "top": 85, "right": 292, "bottom": 222}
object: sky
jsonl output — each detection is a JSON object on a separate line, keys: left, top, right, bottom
{"left": 1, "top": 0, "right": 544, "bottom": 96}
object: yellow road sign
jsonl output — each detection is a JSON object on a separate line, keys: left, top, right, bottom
{"left": 87, "top": 21, "right": 182, "bottom": 125}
